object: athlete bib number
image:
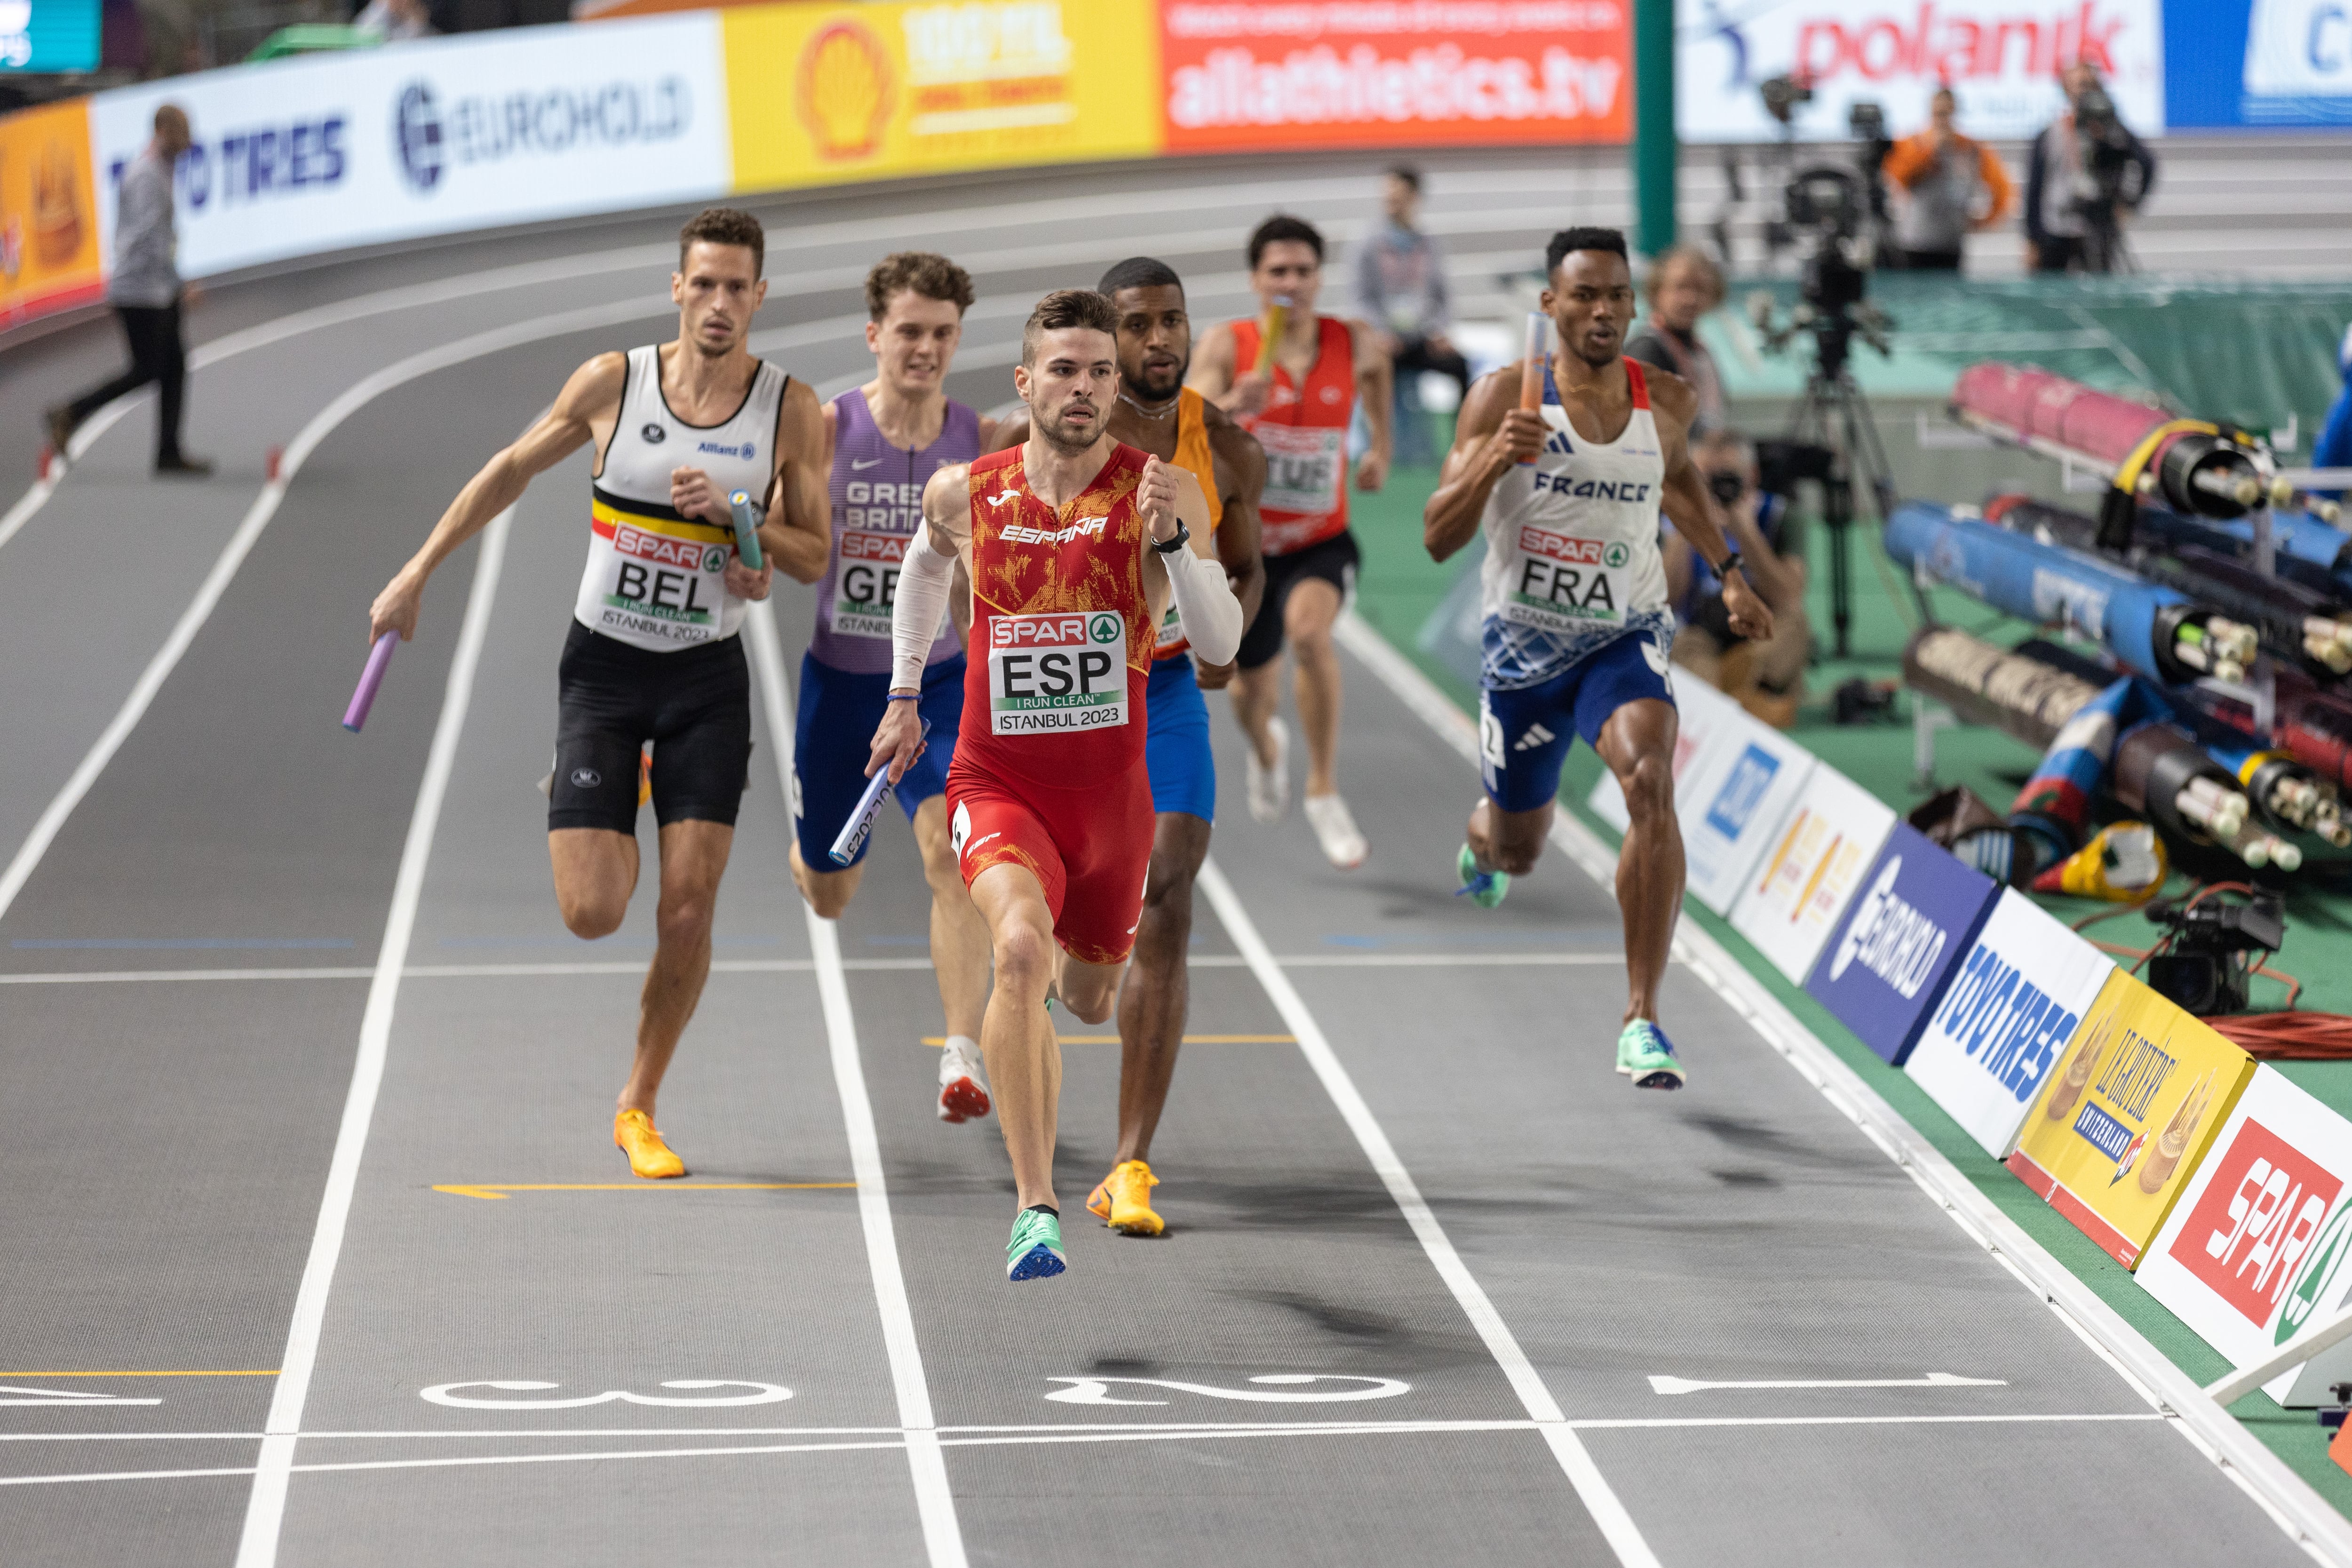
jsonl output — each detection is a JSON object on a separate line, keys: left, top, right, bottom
{"left": 1502, "top": 523, "right": 1626, "bottom": 636}
{"left": 1255, "top": 422, "right": 1344, "bottom": 517}
{"left": 592, "top": 520, "right": 730, "bottom": 645}
{"left": 987, "top": 611, "right": 1128, "bottom": 735}
{"left": 1155, "top": 601, "right": 1186, "bottom": 651}
{"left": 831, "top": 529, "right": 906, "bottom": 638}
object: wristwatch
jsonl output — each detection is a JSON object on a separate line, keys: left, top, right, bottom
{"left": 1152, "top": 519, "right": 1191, "bottom": 555}
{"left": 1714, "top": 550, "right": 1745, "bottom": 580}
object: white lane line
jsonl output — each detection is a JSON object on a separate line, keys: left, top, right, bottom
{"left": 0, "top": 1410, "right": 2175, "bottom": 1488}
{"left": 230, "top": 509, "right": 509, "bottom": 1568}
{"left": 744, "top": 601, "right": 966, "bottom": 1568}
{"left": 0, "top": 967, "right": 378, "bottom": 984}
{"left": 1329, "top": 610, "right": 2352, "bottom": 1568}
{"left": 1195, "top": 858, "right": 1661, "bottom": 1568}
{"left": 1648, "top": 1373, "right": 2006, "bottom": 1395}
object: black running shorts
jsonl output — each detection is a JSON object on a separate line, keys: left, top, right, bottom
{"left": 1237, "top": 528, "right": 1360, "bottom": 671}
{"left": 549, "top": 621, "right": 753, "bottom": 834}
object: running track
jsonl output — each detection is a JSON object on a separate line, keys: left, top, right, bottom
{"left": 1, "top": 148, "right": 2344, "bottom": 1566}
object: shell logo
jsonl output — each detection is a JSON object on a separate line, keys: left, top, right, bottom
{"left": 797, "top": 22, "right": 893, "bottom": 161}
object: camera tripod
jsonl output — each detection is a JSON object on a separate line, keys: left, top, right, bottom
{"left": 1781, "top": 350, "right": 1899, "bottom": 661}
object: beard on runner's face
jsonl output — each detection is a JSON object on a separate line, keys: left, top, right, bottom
{"left": 1124, "top": 348, "right": 1187, "bottom": 401}
{"left": 1035, "top": 384, "right": 1104, "bottom": 450}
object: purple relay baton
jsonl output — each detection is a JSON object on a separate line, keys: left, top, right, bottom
{"left": 830, "top": 717, "right": 929, "bottom": 866}
{"left": 343, "top": 632, "right": 398, "bottom": 732}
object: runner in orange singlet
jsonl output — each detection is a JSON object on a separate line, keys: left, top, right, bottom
{"left": 871, "top": 290, "right": 1240, "bottom": 1281}
{"left": 1192, "top": 215, "right": 1391, "bottom": 869}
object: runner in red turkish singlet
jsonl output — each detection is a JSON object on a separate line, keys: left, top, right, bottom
{"left": 1192, "top": 214, "right": 1392, "bottom": 871}
{"left": 872, "top": 290, "right": 1239, "bottom": 1282}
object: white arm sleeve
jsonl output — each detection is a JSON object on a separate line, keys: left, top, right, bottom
{"left": 891, "top": 525, "right": 954, "bottom": 691}
{"left": 1163, "top": 539, "right": 1244, "bottom": 666}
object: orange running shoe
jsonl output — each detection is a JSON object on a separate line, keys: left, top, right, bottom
{"left": 1084, "top": 1159, "right": 1164, "bottom": 1236}
{"left": 613, "top": 1108, "right": 685, "bottom": 1178}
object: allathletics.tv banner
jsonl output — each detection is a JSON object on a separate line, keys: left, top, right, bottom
{"left": 2136, "top": 1067, "right": 2352, "bottom": 1405}
{"left": 1158, "top": 0, "right": 1632, "bottom": 152}
{"left": 2008, "top": 969, "right": 2256, "bottom": 1269}
{"left": 724, "top": 0, "right": 1160, "bottom": 194}
{"left": 1803, "top": 823, "right": 2000, "bottom": 1067}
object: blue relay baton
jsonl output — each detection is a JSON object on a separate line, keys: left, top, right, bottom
{"left": 727, "top": 489, "right": 765, "bottom": 572}
{"left": 830, "top": 717, "right": 930, "bottom": 867}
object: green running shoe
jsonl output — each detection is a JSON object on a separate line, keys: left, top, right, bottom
{"left": 1007, "top": 1206, "right": 1067, "bottom": 1282}
{"left": 1615, "top": 1020, "right": 1685, "bottom": 1090}
{"left": 1454, "top": 843, "right": 1510, "bottom": 909}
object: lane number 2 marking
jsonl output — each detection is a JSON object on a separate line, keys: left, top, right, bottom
{"left": 1045, "top": 1374, "right": 1411, "bottom": 1406}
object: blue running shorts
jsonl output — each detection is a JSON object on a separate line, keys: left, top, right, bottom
{"left": 794, "top": 650, "right": 964, "bottom": 869}
{"left": 1478, "top": 627, "right": 1674, "bottom": 814}
{"left": 1146, "top": 656, "right": 1216, "bottom": 823}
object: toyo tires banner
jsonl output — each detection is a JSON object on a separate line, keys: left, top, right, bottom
{"left": 86, "top": 16, "right": 729, "bottom": 282}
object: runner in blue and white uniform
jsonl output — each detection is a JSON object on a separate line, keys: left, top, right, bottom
{"left": 794, "top": 252, "right": 1006, "bottom": 1124}
{"left": 1421, "top": 226, "right": 1772, "bottom": 1091}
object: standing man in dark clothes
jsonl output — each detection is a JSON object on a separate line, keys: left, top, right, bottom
{"left": 1621, "top": 245, "right": 1725, "bottom": 437}
{"left": 1355, "top": 165, "right": 1468, "bottom": 463}
{"left": 47, "top": 103, "right": 211, "bottom": 476}
{"left": 2024, "top": 63, "right": 2155, "bottom": 274}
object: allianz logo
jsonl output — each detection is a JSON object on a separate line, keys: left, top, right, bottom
{"left": 697, "top": 440, "right": 754, "bottom": 459}
{"left": 1828, "top": 858, "right": 1946, "bottom": 997}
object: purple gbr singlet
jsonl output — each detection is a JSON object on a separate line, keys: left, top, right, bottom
{"left": 810, "top": 388, "right": 978, "bottom": 673}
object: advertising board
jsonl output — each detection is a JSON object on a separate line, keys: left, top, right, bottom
{"left": 1803, "top": 823, "right": 1999, "bottom": 1066}
{"left": 724, "top": 0, "right": 1158, "bottom": 194}
{"left": 88, "top": 16, "right": 729, "bottom": 281}
{"left": 1728, "top": 763, "right": 1895, "bottom": 984}
{"left": 1585, "top": 665, "right": 1740, "bottom": 834}
{"left": 1902, "top": 888, "right": 2114, "bottom": 1150}
{"left": 0, "top": 0, "right": 99, "bottom": 74}
{"left": 2166, "top": 0, "right": 2352, "bottom": 127}
{"left": 0, "top": 96, "right": 100, "bottom": 328}
{"left": 2137, "top": 1067, "right": 2352, "bottom": 1404}
{"left": 1675, "top": 710, "right": 1814, "bottom": 915}
{"left": 1159, "top": 0, "right": 1631, "bottom": 153}
{"left": 1677, "top": 0, "right": 2166, "bottom": 143}
{"left": 2008, "top": 969, "right": 2256, "bottom": 1268}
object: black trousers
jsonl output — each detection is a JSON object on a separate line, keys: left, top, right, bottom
{"left": 67, "top": 301, "right": 187, "bottom": 462}
{"left": 2031, "top": 236, "right": 2090, "bottom": 273}
{"left": 1392, "top": 333, "right": 1471, "bottom": 400}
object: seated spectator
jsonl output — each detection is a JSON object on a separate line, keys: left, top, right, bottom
{"left": 1664, "top": 429, "right": 1810, "bottom": 726}
{"left": 1882, "top": 88, "right": 2012, "bottom": 271}
{"left": 1353, "top": 165, "right": 1468, "bottom": 466}
{"left": 1624, "top": 245, "right": 1725, "bottom": 435}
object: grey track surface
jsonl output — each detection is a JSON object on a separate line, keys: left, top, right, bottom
{"left": 0, "top": 148, "right": 2325, "bottom": 1566}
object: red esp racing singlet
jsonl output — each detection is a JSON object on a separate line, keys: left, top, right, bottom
{"left": 1229, "top": 314, "right": 1352, "bottom": 557}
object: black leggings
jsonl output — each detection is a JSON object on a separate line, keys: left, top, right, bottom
{"left": 68, "top": 302, "right": 187, "bottom": 462}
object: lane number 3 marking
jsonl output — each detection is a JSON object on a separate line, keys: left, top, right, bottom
{"left": 421, "top": 1380, "right": 793, "bottom": 1409}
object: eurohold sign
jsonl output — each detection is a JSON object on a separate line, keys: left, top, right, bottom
{"left": 2137, "top": 1068, "right": 2352, "bottom": 1405}
{"left": 1903, "top": 888, "right": 2116, "bottom": 1157}
{"left": 1803, "top": 823, "right": 1999, "bottom": 1066}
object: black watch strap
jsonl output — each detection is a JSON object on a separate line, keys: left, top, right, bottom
{"left": 1152, "top": 519, "right": 1191, "bottom": 555}
{"left": 1715, "top": 550, "right": 1744, "bottom": 580}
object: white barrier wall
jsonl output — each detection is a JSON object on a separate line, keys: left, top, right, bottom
{"left": 91, "top": 15, "right": 729, "bottom": 280}
{"left": 1728, "top": 764, "right": 1896, "bottom": 984}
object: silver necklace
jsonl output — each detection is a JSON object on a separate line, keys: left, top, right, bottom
{"left": 1119, "top": 390, "right": 1179, "bottom": 420}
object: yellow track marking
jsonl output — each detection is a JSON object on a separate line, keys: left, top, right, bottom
{"left": 432, "top": 1182, "right": 856, "bottom": 1201}
{"left": 922, "top": 1035, "right": 1296, "bottom": 1045}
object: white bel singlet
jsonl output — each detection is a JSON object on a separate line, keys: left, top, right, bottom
{"left": 574, "top": 344, "right": 787, "bottom": 652}
{"left": 1478, "top": 356, "right": 1672, "bottom": 689}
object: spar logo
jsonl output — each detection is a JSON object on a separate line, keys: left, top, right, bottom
{"left": 1925, "top": 941, "right": 2077, "bottom": 1103}
{"left": 614, "top": 524, "right": 726, "bottom": 574}
{"left": 2278, "top": 1196, "right": 2352, "bottom": 1346}
{"left": 1828, "top": 857, "right": 1948, "bottom": 997}
{"left": 2171, "top": 1120, "right": 2344, "bottom": 1329}
{"left": 991, "top": 613, "right": 1116, "bottom": 650}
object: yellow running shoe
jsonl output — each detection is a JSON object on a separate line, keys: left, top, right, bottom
{"left": 613, "top": 1108, "right": 685, "bottom": 1178}
{"left": 1084, "top": 1159, "right": 1164, "bottom": 1236}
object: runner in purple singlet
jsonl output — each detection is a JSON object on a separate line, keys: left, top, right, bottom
{"left": 794, "top": 252, "right": 1005, "bottom": 1123}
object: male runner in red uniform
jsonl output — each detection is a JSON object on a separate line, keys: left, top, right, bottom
{"left": 990, "top": 257, "right": 1268, "bottom": 1234}
{"left": 872, "top": 289, "right": 1242, "bottom": 1280}
{"left": 1192, "top": 215, "right": 1391, "bottom": 869}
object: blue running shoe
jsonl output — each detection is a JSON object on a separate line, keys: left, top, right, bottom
{"left": 1616, "top": 1020, "right": 1686, "bottom": 1090}
{"left": 1455, "top": 843, "right": 1509, "bottom": 909}
{"left": 1007, "top": 1207, "right": 1067, "bottom": 1281}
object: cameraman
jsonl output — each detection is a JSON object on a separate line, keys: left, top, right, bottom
{"left": 1883, "top": 88, "right": 2012, "bottom": 271}
{"left": 1664, "top": 430, "right": 1810, "bottom": 727}
{"left": 2025, "top": 63, "right": 2155, "bottom": 273}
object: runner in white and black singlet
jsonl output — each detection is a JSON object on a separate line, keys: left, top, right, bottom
{"left": 793, "top": 252, "right": 1007, "bottom": 1126}
{"left": 368, "top": 207, "right": 829, "bottom": 1179}
{"left": 1422, "top": 226, "right": 1771, "bottom": 1092}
